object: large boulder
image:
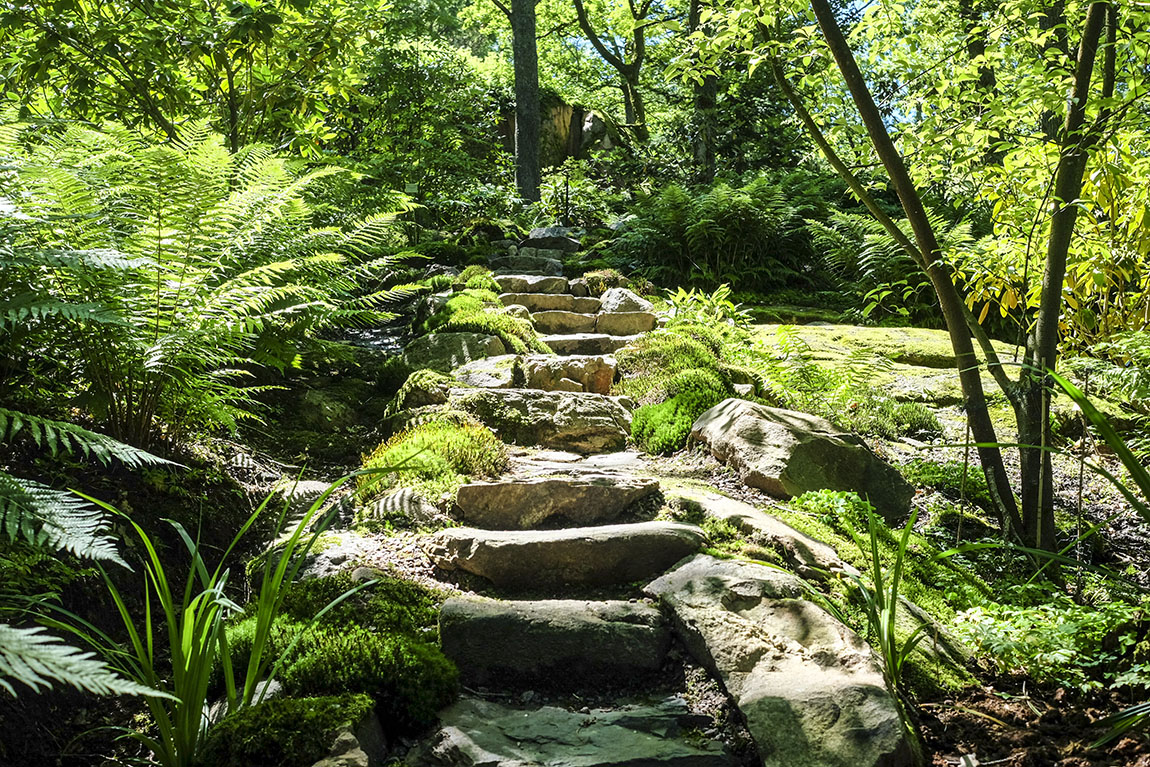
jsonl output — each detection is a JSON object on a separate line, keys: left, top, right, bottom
{"left": 646, "top": 555, "right": 913, "bottom": 767}
{"left": 448, "top": 388, "right": 632, "bottom": 454}
{"left": 407, "top": 697, "right": 735, "bottom": 767}
{"left": 519, "top": 354, "right": 616, "bottom": 394}
{"left": 599, "top": 287, "right": 654, "bottom": 313}
{"left": 690, "top": 399, "right": 913, "bottom": 522}
{"left": 438, "top": 598, "right": 669, "bottom": 685}
{"left": 424, "top": 521, "right": 706, "bottom": 587}
{"left": 402, "top": 333, "right": 506, "bottom": 373}
{"left": 455, "top": 475, "right": 658, "bottom": 529}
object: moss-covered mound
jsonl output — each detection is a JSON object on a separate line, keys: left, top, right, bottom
{"left": 201, "top": 694, "right": 374, "bottom": 767}
{"left": 357, "top": 414, "right": 509, "bottom": 503}
{"left": 419, "top": 288, "right": 549, "bottom": 354}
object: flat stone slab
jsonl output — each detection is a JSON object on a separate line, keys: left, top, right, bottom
{"left": 407, "top": 696, "right": 735, "bottom": 767}
{"left": 425, "top": 521, "right": 706, "bottom": 587}
{"left": 456, "top": 475, "right": 659, "bottom": 529}
{"left": 596, "top": 311, "right": 658, "bottom": 336}
{"left": 500, "top": 292, "right": 601, "bottom": 313}
{"left": 691, "top": 398, "right": 914, "bottom": 522}
{"left": 646, "top": 555, "right": 912, "bottom": 767}
{"left": 520, "top": 354, "right": 616, "bottom": 394}
{"left": 439, "top": 598, "right": 669, "bottom": 685}
{"left": 542, "top": 333, "right": 642, "bottom": 356}
{"left": 448, "top": 388, "right": 632, "bottom": 454}
{"left": 494, "top": 274, "right": 569, "bottom": 294}
{"left": 532, "top": 310, "right": 598, "bottom": 334}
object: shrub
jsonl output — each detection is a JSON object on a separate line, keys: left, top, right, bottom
{"left": 357, "top": 416, "right": 508, "bottom": 502}
{"left": 851, "top": 399, "right": 943, "bottom": 441}
{"left": 282, "top": 624, "right": 458, "bottom": 732}
{"left": 200, "top": 694, "right": 375, "bottom": 767}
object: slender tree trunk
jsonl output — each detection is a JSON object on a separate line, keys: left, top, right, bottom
{"left": 623, "top": 73, "right": 650, "bottom": 141}
{"left": 511, "top": 0, "right": 541, "bottom": 201}
{"left": 808, "top": 0, "right": 1025, "bottom": 536}
{"left": 688, "top": 0, "right": 717, "bottom": 182}
{"left": 1015, "top": 1, "right": 1110, "bottom": 550}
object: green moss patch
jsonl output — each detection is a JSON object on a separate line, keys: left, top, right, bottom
{"left": 201, "top": 694, "right": 374, "bottom": 767}
{"left": 454, "top": 265, "right": 501, "bottom": 292}
{"left": 358, "top": 416, "right": 508, "bottom": 503}
{"left": 632, "top": 370, "right": 730, "bottom": 454}
{"left": 420, "top": 288, "right": 548, "bottom": 354}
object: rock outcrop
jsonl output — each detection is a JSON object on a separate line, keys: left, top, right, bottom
{"left": 455, "top": 475, "right": 658, "bottom": 529}
{"left": 448, "top": 388, "right": 632, "bottom": 454}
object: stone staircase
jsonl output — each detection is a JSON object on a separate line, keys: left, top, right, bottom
{"left": 397, "top": 240, "right": 915, "bottom": 766}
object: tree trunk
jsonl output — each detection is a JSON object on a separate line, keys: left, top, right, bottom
{"left": 808, "top": 0, "right": 1025, "bottom": 537}
{"left": 623, "top": 73, "right": 650, "bottom": 141}
{"left": 1015, "top": 1, "right": 1109, "bottom": 550}
{"left": 689, "top": 0, "right": 716, "bottom": 181}
{"left": 511, "top": 0, "right": 541, "bottom": 201}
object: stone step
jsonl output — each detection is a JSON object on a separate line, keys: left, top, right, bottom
{"left": 533, "top": 311, "right": 659, "bottom": 337}
{"left": 424, "top": 521, "right": 706, "bottom": 588}
{"left": 500, "top": 292, "right": 601, "bottom": 313}
{"left": 542, "top": 332, "right": 642, "bottom": 356}
{"left": 407, "top": 696, "right": 735, "bottom": 766}
{"left": 522, "top": 226, "right": 582, "bottom": 252}
{"left": 453, "top": 354, "right": 616, "bottom": 394}
{"left": 595, "top": 311, "right": 658, "bottom": 335}
{"left": 494, "top": 274, "right": 569, "bottom": 294}
{"left": 490, "top": 253, "right": 563, "bottom": 276}
{"left": 439, "top": 597, "right": 669, "bottom": 686}
{"left": 448, "top": 388, "right": 632, "bottom": 454}
{"left": 532, "top": 310, "right": 598, "bottom": 334}
{"left": 646, "top": 555, "right": 912, "bottom": 767}
{"left": 455, "top": 475, "right": 659, "bottom": 529}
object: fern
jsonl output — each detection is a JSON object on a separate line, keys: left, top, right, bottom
{"left": 0, "top": 408, "right": 169, "bottom": 468}
{"left": 0, "top": 623, "right": 160, "bottom": 697}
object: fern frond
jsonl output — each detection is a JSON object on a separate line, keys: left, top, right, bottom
{"left": 0, "top": 408, "right": 169, "bottom": 468}
{"left": 0, "top": 622, "right": 157, "bottom": 696}
{"left": 0, "top": 473, "right": 125, "bottom": 565}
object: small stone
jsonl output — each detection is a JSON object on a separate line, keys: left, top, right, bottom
{"left": 599, "top": 287, "right": 654, "bottom": 313}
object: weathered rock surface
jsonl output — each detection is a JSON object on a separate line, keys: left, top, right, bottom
{"left": 645, "top": 555, "right": 912, "bottom": 767}
{"left": 664, "top": 484, "right": 851, "bottom": 580}
{"left": 600, "top": 287, "right": 654, "bottom": 313}
{"left": 522, "top": 226, "right": 582, "bottom": 252}
{"left": 542, "top": 332, "right": 641, "bottom": 356}
{"left": 402, "top": 332, "right": 506, "bottom": 373}
{"left": 500, "top": 292, "right": 601, "bottom": 313}
{"left": 532, "top": 310, "right": 598, "bottom": 334}
{"left": 448, "top": 388, "right": 632, "bottom": 454}
{"left": 311, "top": 709, "right": 387, "bottom": 767}
{"left": 407, "top": 697, "right": 734, "bottom": 767}
{"left": 494, "top": 274, "right": 569, "bottom": 294}
{"left": 455, "top": 475, "right": 658, "bottom": 529}
{"left": 452, "top": 354, "right": 518, "bottom": 389}
{"left": 569, "top": 277, "right": 590, "bottom": 297}
{"left": 519, "top": 354, "right": 616, "bottom": 394}
{"left": 690, "top": 399, "right": 914, "bottom": 521}
{"left": 439, "top": 598, "right": 669, "bottom": 684}
{"left": 425, "top": 521, "right": 706, "bottom": 587}
{"left": 490, "top": 253, "right": 564, "bottom": 276}
{"left": 596, "top": 311, "right": 658, "bottom": 336}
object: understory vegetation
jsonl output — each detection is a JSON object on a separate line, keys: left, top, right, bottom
{"left": 3, "top": 0, "right": 1150, "bottom": 764}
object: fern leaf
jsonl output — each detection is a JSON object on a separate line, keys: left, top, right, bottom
{"left": 0, "top": 409, "right": 170, "bottom": 468}
{"left": 0, "top": 473, "right": 125, "bottom": 565}
{"left": 0, "top": 623, "right": 158, "bottom": 696}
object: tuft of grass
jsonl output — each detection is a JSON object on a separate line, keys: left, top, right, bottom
{"left": 583, "top": 268, "right": 629, "bottom": 295}
{"left": 454, "top": 265, "right": 501, "bottom": 293}
{"left": 900, "top": 458, "right": 993, "bottom": 513}
{"left": 357, "top": 416, "right": 508, "bottom": 503}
